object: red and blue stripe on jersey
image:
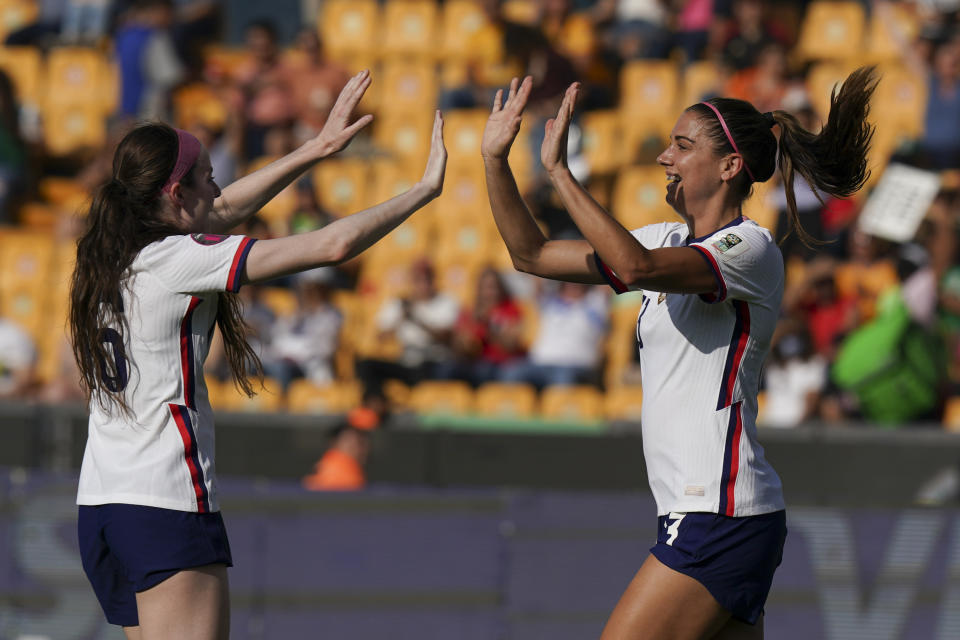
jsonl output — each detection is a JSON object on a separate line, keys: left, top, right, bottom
{"left": 168, "top": 403, "right": 210, "bottom": 512}
{"left": 227, "top": 238, "right": 256, "bottom": 293}
{"left": 718, "top": 401, "right": 744, "bottom": 516}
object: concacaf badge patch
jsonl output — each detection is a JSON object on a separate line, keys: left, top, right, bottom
{"left": 712, "top": 233, "right": 748, "bottom": 258}
{"left": 191, "top": 233, "right": 228, "bottom": 246}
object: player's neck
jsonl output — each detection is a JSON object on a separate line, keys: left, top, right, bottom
{"left": 685, "top": 200, "right": 743, "bottom": 241}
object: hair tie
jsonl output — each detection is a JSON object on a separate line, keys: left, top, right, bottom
{"left": 161, "top": 128, "right": 202, "bottom": 194}
{"left": 763, "top": 111, "right": 776, "bottom": 128}
{"left": 700, "top": 101, "right": 756, "bottom": 182}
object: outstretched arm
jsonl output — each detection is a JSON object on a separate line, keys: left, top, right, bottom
{"left": 542, "top": 83, "right": 715, "bottom": 294}
{"left": 209, "top": 70, "right": 375, "bottom": 233}
{"left": 241, "top": 111, "right": 446, "bottom": 283}
{"left": 481, "top": 77, "right": 603, "bottom": 284}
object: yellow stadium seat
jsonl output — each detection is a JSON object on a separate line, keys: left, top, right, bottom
{"left": 681, "top": 59, "right": 722, "bottom": 107}
{"left": 436, "top": 218, "right": 494, "bottom": 266}
{"left": 314, "top": 158, "right": 372, "bottom": 216}
{"left": 356, "top": 257, "right": 418, "bottom": 304}
{"left": 435, "top": 167, "right": 489, "bottom": 218}
{"left": 440, "top": 0, "right": 489, "bottom": 61}
{"left": 805, "top": 61, "right": 860, "bottom": 124}
{"left": 866, "top": 2, "right": 919, "bottom": 64}
{"left": 409, "top": 380, "right": 473, "bottom": 415}
{"left": 380, "top": 60, "right": 438, "bottom": 115}
{"left": 944, "top": 397, "right": 960, "bottom": 432}
{"left": 173, "top": 82, "right": 228, "bottom": 130}
{"left": 619, "top": 60, "right": 679, "bottom": 144}
{"left": 742, "top": 180, "right": 777, "bottom": 234}
{"left": 444, "top": 109, "right": 490, "bottom": 170}
{"left": 581, "top": 110, "right": 625, "bottom": 176}
{"left": 37, "top": 176, "right": 88, "bottom": 209}
{"left": 0, "top": 0, "right": 38, "bottom": 42}
{"left": 44, "top": 47, "right": 110, "bottom": 109}
{"left": 872, "top": 64, "right": 926, "bottom": 139}
{"left": 371, "top": 159, "right": 422, "bottom": 204}
{"left": 795, "top": 1, "right": 865, "bottom": 62}
{"left": 259, "top": 286, "right": 297, "bottom": 318}
{"left": 0, "top": 230, "right": 55, "bottom": 291}
{"left": 287, "top": 379, "right": 362, "bottom": 414}
{"left": 247, "top": 155, "right": 296, "bottom": 230}
{"left": 382, "top": 0, "right": 438, "bottom": 60}
{"left": 42, "top": 102, "right": 106, "bottom": 155}
{"left": 202, "top": 45, "right": 251, "bottom": 81}
{"left": 0, "top": 45, "right": 42, "bottom": 108}
{"left": 501, "top": 0, "right": 538, "bottom": 25}
{"left": 0, "top": 287, "right": 51, "bottom": 342}
{"left": 213, "top": 377, "right": 284, "bottom": 413}
{"left": 374, "top": 112, "right": 433, "bottom": 163}
{"left": 474, "top": 382, "right": 537, "bottom": 418}
{"left": 320, "top": 0, "right": 380, "bottom": 62}
{"left": 436, "top": 254, "right": 485, "bottom": 306}
{"left": 17, "top": 202, "right": 59, "bottom": 230}
{"left": 540, "top": 385, "right": 604, "bottom": 421}
{"left": 365, "top": 217, "right": 432, "bottom": 268}
{"left": 604, "top": 385, "right": 643, "bottom": 421}
{"left": 611, "top": 165, "right": 681, "bottom": 230}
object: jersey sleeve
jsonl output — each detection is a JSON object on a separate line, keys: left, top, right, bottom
{"left": 138, "top": 234, "right": 257, "bottom": 294}
{"left": 594, "top": 223, "right": 679, "bottom": 295}
{"left": 687, "top": 225, "right": 780, "bottom": 304}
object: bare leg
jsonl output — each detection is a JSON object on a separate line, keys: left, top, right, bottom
{"left": 600, "top": 554, "right": 731, "bottom": 640}
{"left": 123, "top": 627, "right": 141, "bottom": 640}
{"left": 135, "top": 564, "right": 230, "bottom": 640}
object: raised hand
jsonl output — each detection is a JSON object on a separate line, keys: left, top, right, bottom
{"left": 541, "top": 82, "right": 579, "bottom": 175}
{"left": 481, "top": 76, "right": 533, "bottom": 160}
{"left": 419, "top": 110, "right": 447, "bottom": 198}
{"left": 311, "top": 70, "right": 375, "bottom": 158}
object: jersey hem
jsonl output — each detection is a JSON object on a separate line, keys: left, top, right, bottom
{"left": 76, "top": 493, "right": 219, "bottom": 513}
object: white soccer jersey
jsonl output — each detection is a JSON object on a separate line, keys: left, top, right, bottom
{"left": 77, "top": 233, "right": 256, "bottom": 513}
{"left": 596, "top": 217, "right": 785, "bottom": 517}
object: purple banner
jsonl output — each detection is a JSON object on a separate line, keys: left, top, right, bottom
{"left": 0, "top": 472, "right": 957, "bottom": 640}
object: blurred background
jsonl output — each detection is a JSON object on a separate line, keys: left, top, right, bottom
{"left": 1, "top": 0, "right": 960, "bottom": 638}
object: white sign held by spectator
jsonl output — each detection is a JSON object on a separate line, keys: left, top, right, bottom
{"left": 858, "top": 163, "right": 941, "bottom": 243}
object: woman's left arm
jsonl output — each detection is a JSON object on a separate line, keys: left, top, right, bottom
{"left": 208, "top": 70, "right": 375, "bottom": 232}
{"left": 542, "top": 83, "right": 716, "bottom": 294}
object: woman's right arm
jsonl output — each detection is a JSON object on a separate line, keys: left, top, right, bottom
{"left": 241, "top": 111, "right": 447, "bottom": 284}
{"left": 481, "top": 77, "right": 604, "bottom": 285}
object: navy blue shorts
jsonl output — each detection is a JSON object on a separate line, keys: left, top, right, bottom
{"left": 650, "top": 510, "right": 786, "bottom": 625}
{"left": 77, "top": 504, "right": 233, "bottom": 627}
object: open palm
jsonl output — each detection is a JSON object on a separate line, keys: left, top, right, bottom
{"left": 481, "top": 76, "right": 533, "bottom": 160}
{"left": 541, "top": 82, "right": 579, "bottom": 174}
{"left": 312, "top": 70, "right": 375, "bottom": 158}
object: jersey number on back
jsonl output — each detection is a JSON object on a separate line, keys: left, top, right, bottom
{"left": 97, "top": 328, "right": 129, "bottom": 392}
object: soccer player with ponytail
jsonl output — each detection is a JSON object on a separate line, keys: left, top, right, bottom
{"left": 482, "top": 67, "right": 877, "bottom": 639}
{"left": 70, "top": 71, "right": 446, "bottom": 639}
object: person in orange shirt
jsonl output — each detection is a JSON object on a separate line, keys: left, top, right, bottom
{"left": 302, "top": 400, "right": 384, "bottom": 491}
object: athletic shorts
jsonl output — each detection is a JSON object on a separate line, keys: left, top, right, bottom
{"left": 650, "top": 510, "right": 786, "bottom": 625}
{"left": 77, "top": 504, "right": 233, "bottom": 627}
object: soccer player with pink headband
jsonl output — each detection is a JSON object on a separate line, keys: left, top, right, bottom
{"left": 70, "top": 70, "right": 447, "bottom": 639}
{"left": 482, "top": 67, "right": 877, "bottom": 639}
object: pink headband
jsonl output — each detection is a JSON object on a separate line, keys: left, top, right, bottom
{"left": 700, "top": 101, "right": 755, "bottom": 182}
{"left": 161, "top": 128, "right": 203, "bottom": 194}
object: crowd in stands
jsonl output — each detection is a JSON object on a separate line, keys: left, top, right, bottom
{"left": 0, "top": 0, "right": 960, "bottom": 431}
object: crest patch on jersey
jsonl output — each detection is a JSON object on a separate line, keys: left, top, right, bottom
{"left": 711, "top": 233, "right": 749, "bottom": 258}
{"left": 191, "top": 233, "right": 227, "bottom": 246}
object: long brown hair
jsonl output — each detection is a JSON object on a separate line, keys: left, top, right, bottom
{"left": 688, "top": 66, "right": 878, "bottom": 245}
{"left": 69, "top": 122, "right": 261, "bottom": 414}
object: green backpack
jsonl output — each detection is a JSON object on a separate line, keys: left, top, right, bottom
{"left": 832, "top": 290, "right": 946, "bottom": 425}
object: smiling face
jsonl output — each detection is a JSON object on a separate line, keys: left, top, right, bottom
{"left": 656, "top": 111, "right": 729, "bottom": 217}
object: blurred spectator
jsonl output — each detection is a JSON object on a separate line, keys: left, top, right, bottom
{"left": 0, "top": 316, "right": 36, "bottom": 398}
{"left": 263, "top": 268, "right": 342, "bottom": 390}
{"left": 675, "top": 0, "right": 717, "bottom": 63}
{"left": 284, "top": 28, "right": 350, "bottom": 146}
{"left": 785, "top": 258, "right": 860, "bottom": 359}
{"left": 761, "top": 323, "right": 827, "bottom": 427}
{"left": 835, "top": 228, "right": 900, "bottom": 322}
{"left": 500, "top": 281, "right": 608, "bottom": 388}
{"left": 0, "top": 70, "right": 26, "bottom": 224}
{"left": 880, "top": 0, "right": 960, "bottom": 169}
{"left": 724, "top": 41, "right": 807, "bottom": 114}
{"left": 302, "top": 399, "right": 385, "bottom": 491}
{"left": 288, "top": 180, "right": 334, "bottom": 235}
{"left": 593, "top": 0, "right": 672, "bottom": 60}
{"left": 718, "top": 0, "right": 790, "bottom": 72}
{"left": 355, "top": 260, "right": 459, "bottom": 399}
{"left": 62, "top": 0, "right": 112, "bottom": 45}
{"left": 114, "top": 0, "right": 184, "bottom": 121}
{"left": 190, "top": 118, "right": 240, "bottom": 189}
{"left": 448, "top": 267, "right": 526, "bottom": 386}
{"left": 235, "top": 19, "right": 294, "bottom": 159}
